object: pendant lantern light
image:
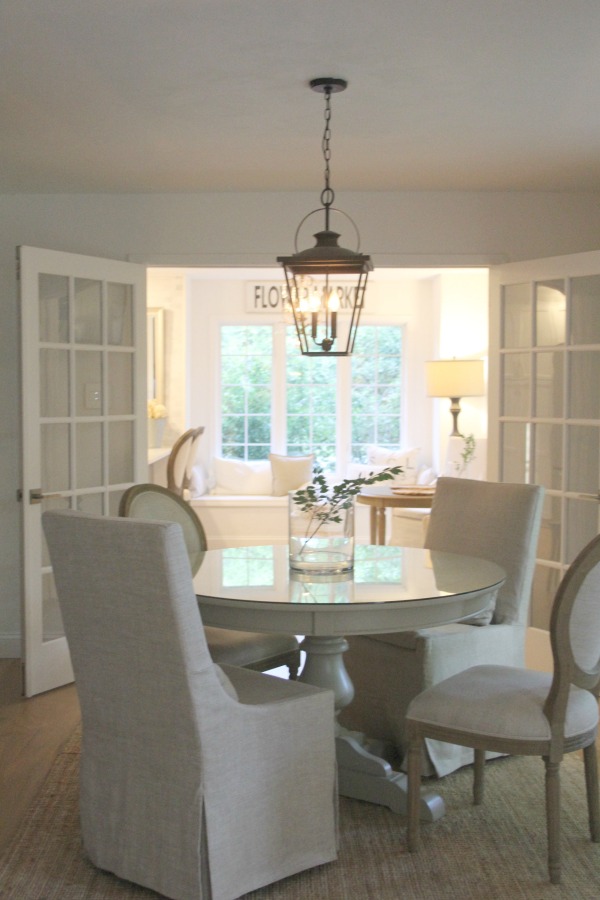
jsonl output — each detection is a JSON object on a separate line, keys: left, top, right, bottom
{"left": 278, "top": 77, "right": 373, "bottom": 356}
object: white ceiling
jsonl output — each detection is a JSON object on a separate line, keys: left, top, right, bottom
{"left": 3, "top": 0, "right": 600, "bottom": 194}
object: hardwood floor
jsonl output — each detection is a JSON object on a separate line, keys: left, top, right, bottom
{"left": 0, "top": 659, "right": 80, "bottom": 854}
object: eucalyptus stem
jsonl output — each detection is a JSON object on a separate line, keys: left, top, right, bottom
{"left": 292, "top": 464, "right": 404, "bottom": 551}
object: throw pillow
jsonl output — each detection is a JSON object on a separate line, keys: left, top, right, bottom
{"left": 211, "top": 457, "right": 272, "bottom": 495}
{"left": 269, "top": 453, "right": 314, "bottom": 496}
{"left": 366, "top": 445, "right": 420, "bottom": 484}
{"left": 189, "top": 463, "right": 208, "bottom": 498}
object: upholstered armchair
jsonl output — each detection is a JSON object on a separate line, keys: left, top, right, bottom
{"left": 43, "top": 510, "right": 337, "bottom": 900}
{"left": 339, "top": 477, "right": 545, "bottom": 777}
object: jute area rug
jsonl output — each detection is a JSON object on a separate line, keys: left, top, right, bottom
{"left": 0, "top": 728, "right": 598, "bottom": 900}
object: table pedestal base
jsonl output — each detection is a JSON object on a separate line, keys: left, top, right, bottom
{"left": 300, "top": 635, "right": 445, "bottom": 823}
{"left": 336, "top": 730, "right": 444, "bottom": 822}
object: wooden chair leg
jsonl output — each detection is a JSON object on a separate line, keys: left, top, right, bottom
{"left": 544, "top": 756, "right": 561, "bottom": 885}
{"left": 407, "top": 732, "right": 422, "bottom": 852}
{"left": 583, "top": 742, "right": 600, "bottom": 842}
{"left": 473, "top": 748, "right": 485, "bottom": 805}
{"left": 287, "top": 658, "right": 300, "bottom": 680}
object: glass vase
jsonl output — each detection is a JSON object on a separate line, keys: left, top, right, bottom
{"left": 288, "top": 492, "right": 355, "bottom": 574}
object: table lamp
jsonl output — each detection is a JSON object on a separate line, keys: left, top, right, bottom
{"left": 426, "top": 359, "right": 485, "bottom": 436}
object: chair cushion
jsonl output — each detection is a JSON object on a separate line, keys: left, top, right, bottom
{"left": 269, "top": 453, "right": 314, "bottom": 496}
{"left": 407, "top": 665, "right": 599, "bottom": 743}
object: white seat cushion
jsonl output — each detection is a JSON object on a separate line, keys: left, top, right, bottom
{"left": 408, "top": 664, "right": 599, "bottom": 743}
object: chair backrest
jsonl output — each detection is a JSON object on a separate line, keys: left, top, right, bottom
{"left": 425, "top": 477, "right": 545, "bottom": 626}
{"left": 119, "top": 483, "right": 207, "bottom": 574}
{"left": 545, "top": 532, "right": 600, "bottom": 732}
{"left": 42, "top": 510, "right": 225, "bottom": 735}
{"left": 167, "top": 426, "right": 204, "bottom": 498}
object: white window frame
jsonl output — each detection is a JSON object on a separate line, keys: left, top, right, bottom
{"left": 211, "top": 314, "right": 406, "bottom": 472}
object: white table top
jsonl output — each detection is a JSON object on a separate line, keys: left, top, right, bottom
{"left": 194, "top": 544, "right": 505, "bottom": 637}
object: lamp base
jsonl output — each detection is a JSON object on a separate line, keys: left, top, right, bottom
{"left": 449, "top": 397, "right": 462, "bottom": 437}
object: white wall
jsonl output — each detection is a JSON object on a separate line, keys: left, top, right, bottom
{"left": 3, "top": 188, "right": 600, "bottom": 654}
{"left": 430, "top": 270, "right": 490, "bottom": 472}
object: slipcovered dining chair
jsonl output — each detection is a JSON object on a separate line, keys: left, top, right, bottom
{"left": 406, "top": 531, "right": 600, "bottom": 885}
{"left": 42, "top": 510, "right": 337, "bottom": 900}
{"left": 340, "top": 477, "right": 545, "bottom": 776}
{"left": 167, "top": 426, "right": 204, "bottom": 499}
{"left": 119, "top": 483, "right": 301, "bottom": 678}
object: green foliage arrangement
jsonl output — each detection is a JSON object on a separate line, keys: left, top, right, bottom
{"left": 455, "top": 433, "right": 476, "bottom": 475}
{"left": 292, "top": 464, "right": 404, "bottom": 545}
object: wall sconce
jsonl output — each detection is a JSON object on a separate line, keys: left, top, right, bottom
{"left": 277, "top": 77, "right": 372, "bottom": 356}
{"left": 426, "top": 358, "right": 485, "bottom": 436}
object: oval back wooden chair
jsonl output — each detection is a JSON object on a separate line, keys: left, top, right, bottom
{"left": 166, "top": 426, "right": 204, "bottom": 499}
{"left": 406, "top": 531, "right": 600, "bottom": 884}
{"left": 119, "top": 483, "right": 301, "bottom": 678}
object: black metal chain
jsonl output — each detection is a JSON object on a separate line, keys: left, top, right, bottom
{"left": 320, "top": 86, "right": 335, "bottom": 212}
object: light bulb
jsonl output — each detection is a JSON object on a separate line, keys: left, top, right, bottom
{"left": 309, "top": 289, "right": 322, "bottom": 312}
{"left": 327, "top": 290, "right": 340, "bottom": 312}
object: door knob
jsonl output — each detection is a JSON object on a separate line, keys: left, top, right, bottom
{"left": 28, "top": 488, "right": 65, "bottom": 505}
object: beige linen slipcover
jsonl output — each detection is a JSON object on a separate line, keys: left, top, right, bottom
{"left": 43, "top": 510, "right": 337, "bottom": 900}
{"left": 340, "top": 477, "right": 544, "bottom": 776}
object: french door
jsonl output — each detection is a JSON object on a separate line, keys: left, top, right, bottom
{"left": 20, "top": 246, "right": 147, "bottom": 696}
{"left": 490, "top": 250, "right": 600, "bottom": 634}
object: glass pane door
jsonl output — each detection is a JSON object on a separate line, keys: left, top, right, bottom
{"left": 491, "top": 254, "right": 600, "bottom": 632}
{"left": 21, "top": 246, "right": 147, "bottom": 696}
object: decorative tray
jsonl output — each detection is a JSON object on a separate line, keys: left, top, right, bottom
{"left": 390, "top": 486, "right": 436, "bottom": 496}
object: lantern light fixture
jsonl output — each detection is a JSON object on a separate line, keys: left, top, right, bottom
{"left": 277, "top": 77, "right": 373, "bottom": 356}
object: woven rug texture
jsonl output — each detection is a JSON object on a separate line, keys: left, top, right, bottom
{"left": 0, "top": 728, "right": 599, "bottom": 900}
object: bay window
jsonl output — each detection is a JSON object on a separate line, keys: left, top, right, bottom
{"left": 219, "top": 322, "right": 403, "bottom": 472}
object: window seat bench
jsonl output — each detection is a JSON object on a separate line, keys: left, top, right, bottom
{"left": 191, "top": 494, "right": 425, "bottom": 549}
{"left": 191, "top": 494, "right": 372, "bottom": 548}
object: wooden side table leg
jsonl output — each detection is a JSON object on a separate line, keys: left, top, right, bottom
{"left": 376, "top": 508, "right": 386, "bottom": 545}
{"left": 369, "top": 508, "right": 377, "bottom": 544}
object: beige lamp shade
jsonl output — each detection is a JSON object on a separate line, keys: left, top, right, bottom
{"left": 426, "top": 358, "right": 485, "bottom": 436}
{"left": 426, "top": 359, "right": 485, "bottom": 399}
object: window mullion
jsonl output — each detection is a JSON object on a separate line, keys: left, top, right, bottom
{"left": 271, "top": 322, "right": 287, "bottom": 453}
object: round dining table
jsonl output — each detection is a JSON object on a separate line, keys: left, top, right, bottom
{"left": 194, "top": 543, "right": 505, "bottom": 821}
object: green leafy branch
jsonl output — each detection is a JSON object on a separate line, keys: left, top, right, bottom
{"left": 292, "top": 464, "right": 404, "bottom": 547}
{"left": 455, "top": 433, "right": 476, "bottom": 475}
